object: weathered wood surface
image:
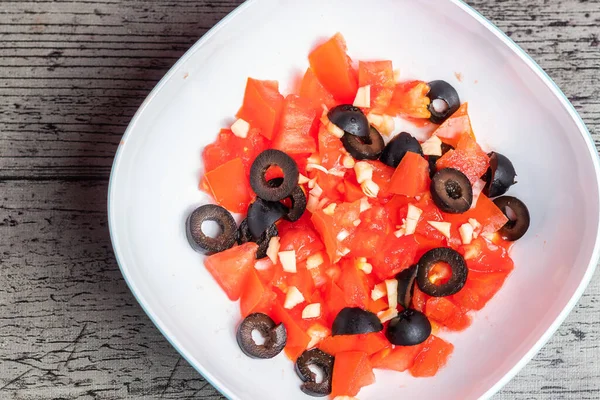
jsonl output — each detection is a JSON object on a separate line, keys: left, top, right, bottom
{"left": 0, "top": 0, "right": 598, "bottom": 399}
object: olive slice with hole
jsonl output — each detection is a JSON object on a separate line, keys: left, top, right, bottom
{"left": 327, "top": 104, "right": 370, "bottom": 138}
{"left": 416, "top": 247, "right": 468, "bottom": 297}
{"left": 247, "top": 198, "right": 288, "bottom": 239}
{"left": 268, "top": 178, "right": 307, "bottom": 222}
{"left": 379, "top": 132, "right": 424, "bottom": 168}
{"left": 236, "top": 313, "right": 287, "bottom": 359}
{"left": 386, "top": 309, "right": 432, "bottom": 346}
{"left": 483, "top": 152, "right": 517, "bottom": 198}
{"left": 493, "top": 196, "right": 530, "bottom": 241}
{"left": 340, "top": 126, "right": 385, "bottom": 160}
{"left": 295, "top": 348, "right": 334, "bottom": 397}
{"left": 250, "top": 149, "right": 299, "bottom": 202}
{"left": 430, "top": 168, "right": 473, "bottom": 214}
{"left": 186, "top": 204, "right": 237, "bottom": 255}
{"left": 396, "top": 265, "right": 418, "bottom": 309}
{"left": 428, "top": 143, "right": 454, "bottom": 178}
{"left": 331, "top": 307, "right": 383, "bottom": 336}
{"left": 237, "top": 219, "right": 278, "bottom": 259}
{"left": 427, "top": 80, "right": 461, "bottom": 124}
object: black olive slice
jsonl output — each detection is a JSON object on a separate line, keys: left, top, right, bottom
{"left": 430, "top": 168, "right": 473, "bottom": 214}
{"left": 331, "top": 307, "right": 383, "bottom": 336}
{"left": 428, "top": 143, "right": 454, "bottom": 178}
{"left": 340, "top": 126, "right": 385, "bottom": 160}
{"left": 268, "top": 178, "right": 307, "bottom": 222}
{"left": 247, "top": 198, "right": 288, "bottom": 239}
{"left": 396, "top": 265, "right": 418, "bottom": 309}
{"left": 186, "top": 204, "right": 237, "bottom": 255}
{"left": 386, "top": 309, "right": 432, "bottom": 346}
{"left": 427, "top": 80, "right": 460, "bottom": 124}
{"left": 493, "top": 196, "right": 530, "bottom": 241}
{"left": 416, "top": 247, "right": 468, "bottom": 297}
{"left": 236, "top": 313, "right": 287, "bottom": 359}
{"left": 237, "top": 219, "right": 279, "bottom": 259}
{"left": 483, "top": 152, "right": 517, "bottom": 198}
{"left": 380, "top": 132, "right": 424, "bottom": 168}
{"left": 295, "top": 348, "right": 334, "bottom": 397}
{"left": 327, "top": 104, "right": 370, "bottom": 138}
{"left": 250, "top": 149, "right": 299, "bottom": 202}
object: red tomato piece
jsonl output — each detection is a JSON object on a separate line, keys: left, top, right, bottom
{"left": 383, "top": 195, "right": 412, "bottom": 227}
{"left": 389, "top": 152, "right": 430, "bottom": 197}
{"left": 308, "top": 33, "right": 358, "bottom": 103}
{"left": 311, "top": 210, "right": 338, "bottom": 262}
{"left": 299, "top": 67, "right": 337, "bottom": 109}
{"left": 412, "top": 285, "right": 429, "bottom": 312}
{"left": 271, "top": 303, "right": 310, "bottom": 359}
{"left": 442, "top": 194, "right": 508, "bottom": 234}
{"left": 436, "top": 133, "right": 489, "bottom": 185}
{"left": 343, "top": 180, "right": 365, "bottom": 202}
{"left": 331, "top": 351, "right": 376, "bottom": 398}
{"left": 272, "top": 94, "right": 318, "bottom": 154}
{"left": 338, "top": 262, "right": 370, "bottom": 309}
{"left": 240, "top": 268, "right": 277, "bottom": 317}
{"left": 432, "top": 102, "right": 475, "bottom": 147}
{"left": 204, "top": 157, "right": 253, "bottom": 213}
{"left": 409, "top": 335, "right": 454, "bottom": 377}
{"left": 387, "top": 81, "right": 431, "bottom": 119}
{"left": 372, "top": 234, "right": 418, "bottom": 280}
{"left": 364, "top": 160, "right": 395, "bottom": 199}
{"left": 451, "top": 270, "right": 510, "bottom": 311}
{"left": 237, "top": 78, "right": 284, "bottom": 140}
{"left": 319, "top": 332, "right": 389, "bottom": 356}
{"left": 202, "top": 128, "right": 270, "bottom": 175}
{"left": 279, "top": 224, "right": 324, "bottom": 262}
{"left": 317, "top": 125, "right": 344, "bottom": 169}
{"left": 425, "top": 297, "right": 472, "bottom": 331}
{"left": 349, "top": 205, "right": 391, "bottom": 258}
{"left": 460, "top": 238, "right": 515, "bottom": 273}
{"left": 370, "top": 343, "right": 426, "bottom": 372}
{"left": 367, "top": 297, "right": 389, "bottom": 314}
{"left": 358, "top": 60, "right": 395, "bottom": 113}
{"left": 204, "top": 242, "right": 258, "bottom": 301}
{"left": 286, "top": 266, "right": 316, "bottom": 303}
{"left": 315, "top": 170, "right": 344, "bottom": 203}
{"left": 322, "top": 280, "right": 347, "bottom": 324}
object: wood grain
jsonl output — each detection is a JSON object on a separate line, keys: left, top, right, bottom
{"left": 0, "top": 0, "right": 598, "bottom": 399}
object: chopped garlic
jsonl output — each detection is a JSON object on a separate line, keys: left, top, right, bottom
{"left": 404, "top": 218, "right": 418, "bottom": 236}
{"left": 470, "top": 179, "right": 486, "bottom": 209}
{"left": 298, "top": 174, "right": 310, "bottom": 184}
{"left": 284, "top": 286, "right": 305, "bottom": 309}
{"left": 306, "top": 163, "right": 329, "bottom": 174}
{"left": 307, "top": 323, "right": 330, "bottom": 348}
{"left": 336, "top": 229, "right": 350, "bottom": 242}
{"left": 463, "top": 243, "right": 481, "bottom": 260}
{"left": 334, "top": 396, "right": 360, "bottom": 400}
{"left": 311, "top": 183, "right": 323, "bottom": 198}
{"left": 354, "top": 161, "right": 374, "bottom": 184}
{"left": 307, "top": 178, "right": 317, "bottom": 189}
{"left": 302, "top": 303, "right": 322, "bottom": 319}
{"left": 356, "top": 259, "right": 373, "bottom": 274}
{"left": 393, "top": 69, "right": 402, "bottom": 83}
{"left": 306, "top": 253, "right": 324, "bottom": 270}
{"left": 317, "top": 197, "right": 330, "bottom": 209}
{"left": 379, "top": 115, "right": 395, "bottom": 136}
{"left": 459, "top": 223, "right": 474, "bottom": 245}
{"left": 279, "top": 250, "right": 297, "bottom": 273}
{"left": 428, "top": 221, "right": 452, "bottom": 239}
{"left": 322, "top": 202, "right": 337, "bottom": 216}
{"left": 328, "top": 168, "right": 346, "bottom": 177}
{"left": 306, "top": 194, "right": 320, "bottom": 213}
{"left": 342, "top": 155, "right": 356, "bottom": 169}
{"left": 371, "top": 283, "right": 387, "bottom": 301}
{"left": 306, "top": 154, "right": 321, "bottom": 165}
{"left": 407, "top": 204, "right": 423, "bottom": 221}
{"left": 469, "top": 218, "right": 482, "bottom": 238}
{"left": 421, "top": 135, "right": 443, "bottom": 156}
{"left": 378, "top": 308, "right": 399, "bottom": 323}
{"left": 353, "top": 219, "right": 362, "bottom": 227}
{"left": 359, "top": 197, "right": 372, "bottom": 212}
{"left": 367, "top": 112, "right": 384, "bottom": 127}
{"left": 394, "top": 228, "right": 405, "bottom": 238}
{"left": 353, "top": 85, "right": 371, "bottom": 108}
{"left": 327, "top": 121, "right": 345, "bottom": 138}
{"left": 385, "top": 279, "right": 399, "bottom": 310}
{"left": 361, "top": 179, "right": 380, "bottom": 198}
{"left": 337, "top": 247, "right": 351, "bottom": 257}
{"left": 266, "top": 237, "right": 280, "bottom": 264}
{"left": 482, "top": 231, "right": 499, "bottom": 242}
{"left": 230, "top": 118, "right": 250, "bottom": 138}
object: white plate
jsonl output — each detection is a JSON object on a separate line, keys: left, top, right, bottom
{"left": 108, "top": 1, "right": 600, "bottom": 399}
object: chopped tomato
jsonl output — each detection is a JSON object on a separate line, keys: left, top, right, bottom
{"left": 387, "top": 81, "right": 431, "bottom": 119}
{"left": 331, "top": 351, "right": 376, "bottom": 398}
{"left": 358, "top": 60, "right": 395, "bottom": 112}
{"left": 425, "top": 297, "right": 472, "bottom": 331}
{"left": 460, "top": 238, "right": 514, "bottom": 273}
{"left": 370, "top": 343, "right": 425, "bottom": 372}
{"left": 451, "top": 270, "right": 510, "bottom": 311}
{"left": 432, "top": 103, "right": 475, "bottom": 147}
{"left": 286, "top": 266, "right": 316, "bottom": 303}
{"left": 384, "top": 195, "right": 412, "bottom": 226}
{"left": 343, "top": 180, "right": 365, "bottom": 202}
{"left": 436, "top": 133, "right": 489, "bottom": 185}
{"left": 204, "top": 157, "right": 253, "bottom": 213}
{"left": 443, "top": 194, "right": 508, "bottom": 234}
{"left": 271, "top": 302, "right": 310, "bottom": 360}
{"left": 237, "top": 78, "right": 284, "bottom": 140}
{"left": 412, "top": 285, "right": 429, "bottom": 312}
{"left": 315, "top": 170, "right": 345, "bottom": 203}
{"left": 365, "top": 160, "right": 395, "bottom": 198}
{"left": 319, "top": 332, "right": 389, "bottom": 356}
{"left": 367, "top": 297, "right": 389, "bottom": 314}
{"left": 311, "top": 210, "right": 338, "bottom": 262}
{"left": 272, "top": 94, "right": 318, "bottom": 154}
{"left": 279, "top": 224, "right": 324, "bottom": 262}
{"left": 308, "top": 33, "right": 358, "bottom": 103}
{"left": 322, "top": 280, "right": 347, "bottom": 324}
{"left": 204, "top": 242, "right": 258, "bottom": 301}
{"left": 349, "top": 205, "right": 391, "bottom": 258}
{"left": 389, "top": 152, "right": 430, "bottom": 197}
{"left": 317, "top": 126, "right": 344, "bottom": 169}
{"left": 299, "top": 67, "right": 337, "bottom": 109}
{"left": 202, "top": 128, "right": 269, "bottom": 175}
{"left": 338, "top": 262, "right": 370, "bottom": 309}
{"left": 240, "top": 269, "right": 277, "bottom": 317}
{"left": 372, "top": 234, "right": 418, "bottom": 280}
{"left": 410, "top": 335, "right": 454, "bottom": 377}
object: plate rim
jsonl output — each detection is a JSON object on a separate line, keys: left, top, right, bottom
{"left": 107, "top": 1, "right": 600, "bottom": 399}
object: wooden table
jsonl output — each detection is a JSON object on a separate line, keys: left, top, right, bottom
{"left": 1, "top": 0, "right": 599, "bottom": 398}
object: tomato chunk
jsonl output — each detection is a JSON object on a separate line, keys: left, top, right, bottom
{"left": 271, "top": 303, "right": 310, "bottom": 359}
{"left": 319, "top": 332, "right": 389, "bottom": 356}
{"left": 204, "top": 157, "right": 253, "bottom": 213}
{"left": 308, "top": 33, "right": 358, "bottom": 103}
{"left": 331, "top": 351, "right": 376, "bottom": 398}
{"left": 237, "top": 78, "right": 284, "bottom": 140}
{"left": 240, "top": 268, "right": 276, "bottom": 317}
{"left": 389, "top": 151, "right": 430, "bottom": 197}
{"left": 372, "top": 234, "right": 418, "bottom": 280}
{"left": 358, "top": 60, "right": 395, "bottom": 113}
{"left": 202, "top": 128, "right": 269, "bottom": 175}
{"left": 272, "top": 94, "right": 318, "bottom": 154}
{"left": 425, "top": 297, "right": 472, "bottom": 331}
{"left": 279, "top": 224, "right": 324, "bottom": 262}
{"left": 436, "top": 133, "right": 489, "bottom": 185}
{"left": 204, "top": 242, "right": 258, "bottom": 301}
{"left": 451, "top": 270, "right": 510, "bottom": 311}
{"left": 432, "top": 102, "right": 474, "bottom": 147}
{"left": 443, "top": 194, "right": 508, "bottom": 234}
{"left": 409, "top": 335, "right": 454, "bottom": 377}
{"left": 338, "top": 262, "right": 370, "bottom": 309}
{"left": 370, "top": 343, "right": 425, "bottom": 372}
{"left": 387, "top": 81, "right": 431, "bottom": 119}
{"left": 299, "top": 67, "right": 337, "bottom": 109}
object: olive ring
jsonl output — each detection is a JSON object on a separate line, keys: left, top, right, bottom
{"left": 416, "top": 247, "right": 468, "bottom": 297}
{"left": 250, "top": 149, "right": 299, "bottom": 202}
{"left": 186, "top": 204, "right": 237, "bottom": 255}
